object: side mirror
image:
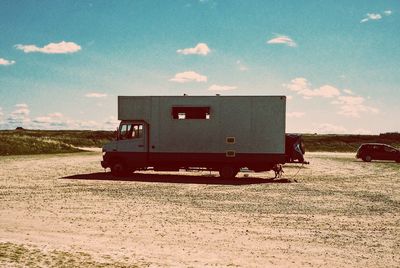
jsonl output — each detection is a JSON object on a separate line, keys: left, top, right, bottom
{"left": 115, "top": 127, "right": 119, "bottom": 140}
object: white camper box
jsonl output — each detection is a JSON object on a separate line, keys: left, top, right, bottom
{"left": 101, "top": 96, "right": 286, "bottom": 178}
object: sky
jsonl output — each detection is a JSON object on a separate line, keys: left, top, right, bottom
{"left": 0, "top": 0, "right": 399, "bottom": 134}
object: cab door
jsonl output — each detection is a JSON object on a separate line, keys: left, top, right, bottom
{"left": 117, "top": 121, "right": 148, "bottom": 167}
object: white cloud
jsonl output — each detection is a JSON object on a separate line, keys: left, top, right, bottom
{"left": 284, "top": 78, "right": 340, "bottom": 98}
{"left": 332, "top": 96, "right": 379, "bottom": 117}
{"left": 284, "top": 77, "right": 378, "bottom": 118}
{"left": 0, "top": 106, "right": 118, "bottom": 130}
{"left": 311, "top": 85, "right": 341, "bottom": 98}
{"left": 169, "top": 71, "right": 207, "bottom": 83}
{"left": 353, "top": 128, "right": 372, "bottom": 135}
{"left": 32, "top": 112, "right": 64, "bottom": 125}
{"left": 15, "top": 41, "right": 81, "bottom": 54}
{"left": 33, "top": 116, "right": 53, "bottom": 124}
{"left": 360, "top": 13, "right": 382, "bottom": 23}
{"left": 384, "top": 10, "right": 392, "bottom": 16}
{"left": 343, "top": 89, "right": 354, "bottom": 95}
{"left": 267, "top": 35, "right": 297, "bottom": 47}
{"left": 85, "top": 92, "right": 108, "bottom": 98}
{"left": 236, "top": 60, "right": 249, "bottom": 71}
{"left": 0, "top": 58, "right": 15, "bottom": 66}
{"left": 103, "top": 116, "right": 119, "bottom": 130}
{"left": 76, "top": 120, "right": 101, "bottom": 129}
{"left": 287, "top": 112, "right": 305, "bottom": 118}
{"left": 0, "top": 107, "right": 3, "bottom": 123}
{"left": 7, "top": 103, "right": 31, "bottom": 127}
{"left": 177, "top": 43, "right": 211, "bottom": 55}
{"left": 208, "top": 84, "right": 237, "bottom": 91}
{"left": 315, "top": 123, "right": 347, "bottom": 134}
{"left": 48, "top": 112, "right": 63, "bottom": 118}
{"left": 285, "top": 77, "right": 309, "bottom": 91}
{"left": 13, "top": 104, "right": 30, "bottom": 115}
{"left": 30, "top": 112, "right": 119, "bottom": 130}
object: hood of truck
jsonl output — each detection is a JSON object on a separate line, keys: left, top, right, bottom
{"left": 102, "top": 140, "right": 117, "bottom": 152}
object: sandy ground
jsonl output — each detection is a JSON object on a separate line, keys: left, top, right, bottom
{"left": 0, "top": 152, "right": 399, "bottom": 267}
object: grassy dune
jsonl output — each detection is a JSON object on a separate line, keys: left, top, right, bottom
{"left": 0, "top": 129, "right": 399, "bottom": 156}
{"left": 0, "top": 130, "right": 113, "bottom": 156}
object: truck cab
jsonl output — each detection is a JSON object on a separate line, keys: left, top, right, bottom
{"left": 102, "top": 120, "right": 149, "bottom": 175}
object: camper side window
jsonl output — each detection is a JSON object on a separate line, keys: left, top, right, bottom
{"left": 172, "top": 107, "right": 210, "bottom": 119}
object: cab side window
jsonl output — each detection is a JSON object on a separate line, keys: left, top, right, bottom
{"left": 132, "top": 124, "right": 144, "bottom": 139}
{"left": 120, "top": 124, "right": 133, "bottom": 140}
{"left": 119, "top": 124, "right": 144, "bottom": 140}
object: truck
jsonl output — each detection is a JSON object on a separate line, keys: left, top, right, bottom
{"left": 101, "top": 95, "right": 305, "bottom": 178}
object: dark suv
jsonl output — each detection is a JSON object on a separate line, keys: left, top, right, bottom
{"left": 356, "top": 143, "right": 400, "bottom": 162}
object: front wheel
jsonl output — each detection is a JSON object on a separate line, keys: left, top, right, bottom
{"left": 111, "top": 161, "right": 129, "bottom": 176}
{"left": 363, "top": 155, "right": 372, "bottom": 162}
{"left": 219, "top": 166, "right": 239, "bottom": 179}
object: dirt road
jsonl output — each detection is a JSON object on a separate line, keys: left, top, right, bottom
{"left": 0, "top": 152, "right": 399, "bottom": 267}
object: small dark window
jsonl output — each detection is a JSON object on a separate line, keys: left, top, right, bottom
{"left": 226, "top": 137, "right": 235, "bottom": 144}
{"left": 226, "top": 150, "right": 236, "bottom": 157}
{"left": 172, "top": 107, "right": 210, "bottom": 119}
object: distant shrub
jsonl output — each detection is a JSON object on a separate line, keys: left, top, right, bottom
{"left": 379, "top": 132, "right": 400, "bottom": 140}
{"left": 1, "top": 130, "right": 399, "bottom": 155}
{"left": 302, "top": 134, "right": 400, "bottom": 152}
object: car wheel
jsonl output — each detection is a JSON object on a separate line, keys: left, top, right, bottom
{"left": 111, "top": 161, "right": 127, "bottom": 176}
{"left": 219, "top": 166, "right": 239, "bottom": 179}
{"left": 363, "top": 155, "right": 372, "bottom": 162}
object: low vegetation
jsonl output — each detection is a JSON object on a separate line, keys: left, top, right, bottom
{"left": 0, "top": 129, "right": 399, "bottom": 156}
{"left": 0, "top": 242, "right": 138, "bottom": 268}
{"left": 302, "top": 132, "right": 400, "bottom": 152}
{"left": 0, "top": 129, "right": 113, "bottom": 156}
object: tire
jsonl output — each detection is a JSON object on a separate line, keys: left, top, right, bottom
{"left": 111, "top": 161, "right": 128, "bottom": 176}
{"left": 363, "top": 155, "right": 372, "bottom": 162}
{"left": 219, "top": 166, "right": 239, "bottom": 179}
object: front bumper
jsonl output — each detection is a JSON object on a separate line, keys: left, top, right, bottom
{"left": 101, "top": 160, "right": 109, "bottom": 169}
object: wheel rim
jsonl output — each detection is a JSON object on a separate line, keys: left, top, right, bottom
{"left": 112, "top": 163, "right": 124, "bottom": 175}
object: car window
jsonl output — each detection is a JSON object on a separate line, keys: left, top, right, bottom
{"left": 384, "top": 146, "right": 396, "bottom": 153}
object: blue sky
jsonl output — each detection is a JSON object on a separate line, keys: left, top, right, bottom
{"left": 0, "top": 0, "right": 399, "bottom": 133}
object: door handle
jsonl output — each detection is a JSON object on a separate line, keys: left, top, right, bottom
{"left": 138, "top": 145, "right": 144, "bottom": 148}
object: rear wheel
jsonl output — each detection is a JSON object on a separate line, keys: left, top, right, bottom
{"left": 363, "top": 155, "right": 372, "bottom": 162}
{"left": 219, "top": 166, "right": 239, "bottom": 179}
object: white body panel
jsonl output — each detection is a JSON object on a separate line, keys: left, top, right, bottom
{"left": 118, "top": 96, "right": 286, "bottom": 154}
